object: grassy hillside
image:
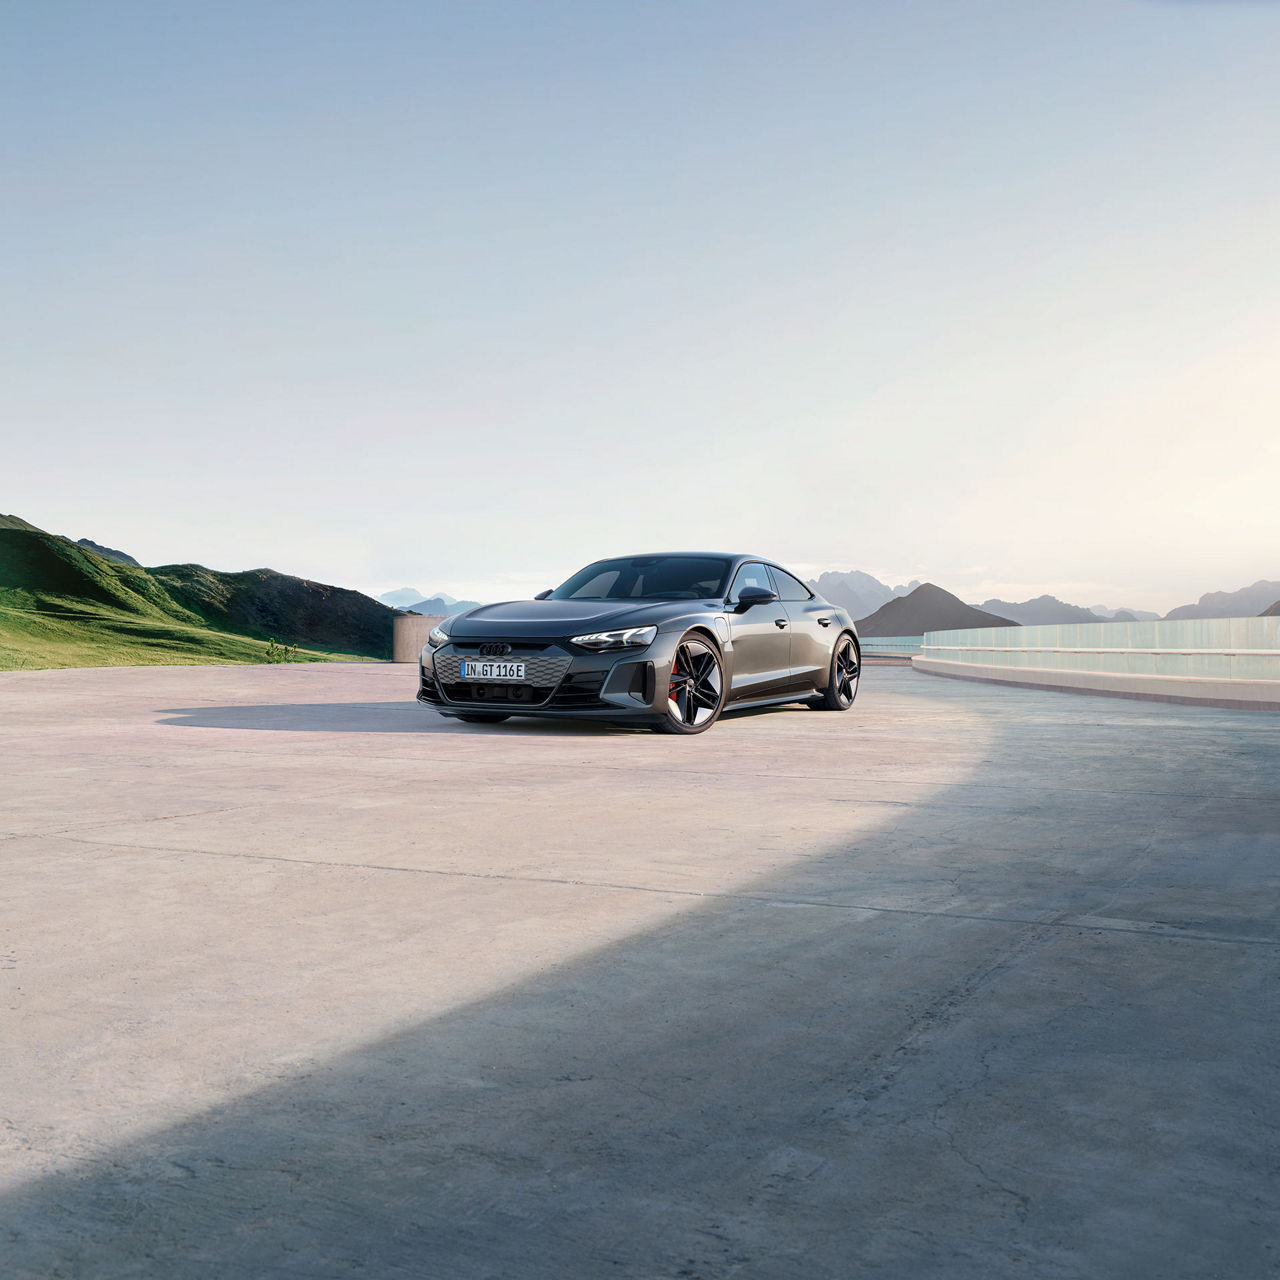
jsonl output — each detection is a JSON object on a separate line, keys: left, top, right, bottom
{"left": 150, "top": 563, "right": 394, "bottom": 657}
{"left": 0, "top": 524, "right": 384, "bottom": 670}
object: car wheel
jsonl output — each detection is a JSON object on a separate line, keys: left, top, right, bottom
{"left": 813, "top": 633, "right": 860, "bottom": 711}
{"left": 654, "top": 634, "right": 726, "bottom": 735}
{"left": 454, "top": 713, "right": 511, "bottom": 724}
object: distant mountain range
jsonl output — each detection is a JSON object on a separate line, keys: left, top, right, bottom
{"left": 808, "top": 565, "right": 1277, "bottom": 624}
{"left": 1164, "top": 579, "right": 1280, "bottom": 621}
{"left": 1088, "top": 604, "right": 1160, "bottom": 621}
{"left": 855, "top": 584, "right": 1016, "bottom": 637}
{"left": 979, "top": 594, "right": 1102, "bottom": 626}
{"left": 377, "top": 587, "right": 483, "bottom": 615}
{"left": 404, "top": 595, "right": 483, "bottom": 616}
{"left": 377, "top": 587, "right": 431, "bottom": 608}
{"left": 977, "top": 595, "right": 1157, "bottom": 625}
{"left": 807, "top": 571, "right": 921, "bottom": 620}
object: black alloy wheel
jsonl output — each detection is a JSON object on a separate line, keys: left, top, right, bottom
{"left": 814, "top": 634, "right": 860, "bottom": 711}
{"left": 655, "top": 634, "right": 725, "bottom": 735}
{"left": 455, "top": 712, "right": 511, "bottom": 724}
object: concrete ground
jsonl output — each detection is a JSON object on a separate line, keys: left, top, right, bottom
{"left": 1, "top": 662, "right": 1277, "bottom": 1279}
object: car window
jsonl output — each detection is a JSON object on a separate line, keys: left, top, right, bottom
{"left": 727, "top": 562, "right": 774, "bottom": 603}
{"left": 551, "top": 556, "right": 731, "bottom": 601}
{"left": 564, "top": 570, "right": 621, "bottom": 599}
{"left": 769, "top": 567, "right": 812, "bottom": 601}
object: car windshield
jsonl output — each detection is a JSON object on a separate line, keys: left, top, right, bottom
{"left": 550, "top": 556, "right": 732, "bottom": 601}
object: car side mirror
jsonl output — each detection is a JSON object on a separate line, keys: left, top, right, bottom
{"left": 735, "top": 585, "right": 778, "bottom": 611}
{"left": 534, "top": 589, "right": 552, "bottom": 600}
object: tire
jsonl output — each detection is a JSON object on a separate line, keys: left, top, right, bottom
{"left": 653, "top": 633, "right": 726, "bottom": 735}
{"left": 813, "top": 633, "right": 860, "bottom": 711}
{"left": 455, "top": 712, "right": 511, "bottom": 724}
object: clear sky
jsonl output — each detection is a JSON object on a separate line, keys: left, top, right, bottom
{"left": 3, "top": 0, "right": 1277, "bottom": 612}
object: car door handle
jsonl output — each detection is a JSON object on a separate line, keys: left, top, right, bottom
{"left": 817, "top": 617, "right": 831, "bottom": 627}
{"left": 774, "top": 618, "right": 788, "bottom": 629}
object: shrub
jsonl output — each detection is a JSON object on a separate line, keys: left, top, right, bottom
{"left": 263, "top": 637, "right": 301, "bottom": 663}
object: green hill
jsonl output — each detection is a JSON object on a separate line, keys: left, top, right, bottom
{"left": 150, "top": 563, "right": 395, "bottom": 657}
{"left": 0, "top": 519, "right": 390, "bottom": 670}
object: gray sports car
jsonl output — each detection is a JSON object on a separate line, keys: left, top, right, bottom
{"left": 417, "top": 553, "right": 860, "bottom": 734}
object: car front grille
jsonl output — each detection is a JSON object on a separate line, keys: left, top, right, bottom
{"left": 433, "top": 650, "right": 572, "bottom": 689}
{"left": 433, "top": 645, "right": 572, "bottom": 708}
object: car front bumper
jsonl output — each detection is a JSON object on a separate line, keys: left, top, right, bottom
{"left": 417, "top": 635, "right": 678, "bottom": 722}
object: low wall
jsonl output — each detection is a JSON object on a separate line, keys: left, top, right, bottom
{"left": 392, "top": 614, "right": 447, "bottom": 664}
{"left": 912, "top": 616, "right": 1280, "bottom": 712}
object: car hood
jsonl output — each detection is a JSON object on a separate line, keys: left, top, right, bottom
{"left": 446, "top": 599, "right": 692, "bottom": 640}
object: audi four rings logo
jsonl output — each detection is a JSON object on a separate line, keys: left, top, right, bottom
{"left": 478, "top": 642, "right": 512, "bottom": 658}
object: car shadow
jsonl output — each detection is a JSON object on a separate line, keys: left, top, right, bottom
{"left": 156, "top": 700, "right": 824, "bottom": 734}
{"left": 155, "top": 703, "right": 647, "bottom": 735}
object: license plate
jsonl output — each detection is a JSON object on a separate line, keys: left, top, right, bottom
{"left": 460, "top": 660, "right": 525, "bottom": 680}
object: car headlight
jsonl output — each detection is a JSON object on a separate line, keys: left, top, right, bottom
{"left": 569, "top": 625, "right": 658, "bottom": 651}
{"left": 427, "top": 624, "right": 450, "bottom": 648}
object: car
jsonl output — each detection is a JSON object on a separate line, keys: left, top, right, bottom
{"left": 417, "top": 553, "right": 861, "bottom": 735}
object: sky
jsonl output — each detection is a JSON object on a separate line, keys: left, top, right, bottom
{"left": 3, "top": 0, "right": 1278, "bottom": 613}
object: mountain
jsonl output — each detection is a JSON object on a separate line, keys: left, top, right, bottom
{"left": 809, "top": 571, "right": 920, "bottom": 619}
{"left": 1164, "top": 580, "right": 1280, "bottom": 620}
{"left": 150, "top": 565, "right": 395, "bottom": 657}
{"left": 980, "top": 594, "right": 1103, "bottom": 626}
{"left": 1090, "top": 604, "right": 1160, "bottom": 621}
{"left": 377, "top": 587, "right": 425, "bottom": 608}
{"left": 75, "top": 538, "right": 140, "bottom": 566}
{"left": 406, "top": 595, "right": 482, "bottom": 615}
{"left": 856, "top": 583, "right": 1017, "bottom": 637}
{"left": 0, "top": 517, "right": 392, "bottom": 669}
{"left": 1261, "top": 600, "right": 1280, "bottom": 617}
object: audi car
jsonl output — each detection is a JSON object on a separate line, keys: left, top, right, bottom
{"left": 417, "top": 553, "right": 860, "bottom": 735}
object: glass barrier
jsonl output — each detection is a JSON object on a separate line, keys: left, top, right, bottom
{"left": 920, "top": 618, "right": 1280, "bottom": 683}
{"left": 861, "top": 635, "right": 924, "bottom": 656}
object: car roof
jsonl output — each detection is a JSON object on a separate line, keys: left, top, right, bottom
{"left": 589, "top": 552, "right": 763, "bottom": 563}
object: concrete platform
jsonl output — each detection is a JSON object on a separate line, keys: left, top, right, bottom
{"left": 2, "top": 663, "right": 1277, "bottom": 1278}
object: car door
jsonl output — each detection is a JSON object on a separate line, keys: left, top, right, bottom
{"left": 725, "top": 562, "right": 793, "bottom": 700}
{"left": 770, "top": 565, "right": 834, "bottom": 688}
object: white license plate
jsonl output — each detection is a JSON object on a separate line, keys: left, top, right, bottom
{"left": 460, "top": 660, "right": 526, "bottom": 680}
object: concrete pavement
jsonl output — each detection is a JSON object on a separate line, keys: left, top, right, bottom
{"left": 1, "top": 662, "right": 1277, "bottom": 1277}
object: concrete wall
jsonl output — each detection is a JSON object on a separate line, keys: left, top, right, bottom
{"left": 912, "top": 616, "right": 1280, "bottom": 711}
{"left": 391, "top": 614, "right": 447, "bottom": 664}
